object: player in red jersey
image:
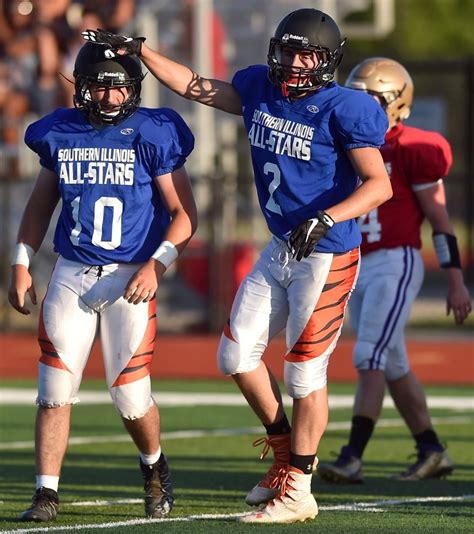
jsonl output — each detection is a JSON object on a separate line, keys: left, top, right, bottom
{"left": 318, "top": 58, "right": 472, "bottom": 483}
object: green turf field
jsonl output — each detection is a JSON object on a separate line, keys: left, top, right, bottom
{"left": 0, "top": 380, "right": 473, "bottom": 533}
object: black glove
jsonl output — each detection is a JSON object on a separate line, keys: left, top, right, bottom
{"left": 82, "top": 29, "right": 146, "bottom": 57}
{"left": 289, "top": 210, "right": 335, "bottom": 261}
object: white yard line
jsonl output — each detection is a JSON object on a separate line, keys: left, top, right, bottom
{"left": 3, "top": 495, "right": 474, "bottom": 533}
{"left": 1, "top": 389, "right": 473, "bottom": 409}
{"left": 68, "top": 493, "right": 474, "bottom": 509}
{"left": 1, "top": 415, "right": 472, "bottom": 450}
{"left": 321, "top": 494, "right": 474, "bottom": 511}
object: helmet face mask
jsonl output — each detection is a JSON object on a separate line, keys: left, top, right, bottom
{"left": 270, "top": 42, "right": 331, "bottom": 90}
{"left": 345, "top": 57, "right": 414, "bottom": 129}
{"left": 73, "top": 42, "right": 144, "bottom": 125}
{"left": 268, "top": 9, "right": 345, "bottom": 97}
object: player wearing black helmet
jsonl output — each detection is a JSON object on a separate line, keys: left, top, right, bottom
{"left": 267, "top": 8, "right": 345, "bottom": 97}
{"left": 10, "top": 41, "right": 198, "bottom": 522}
{"left": 73, "top": 42, "right": 144, "bottom": 125}
{"left": 83, "top": 9, "right": 392, "bottom": 524}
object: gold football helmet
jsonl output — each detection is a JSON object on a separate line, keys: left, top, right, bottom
{"left": 345, "top": 57, "right": 413, "bottom": 129}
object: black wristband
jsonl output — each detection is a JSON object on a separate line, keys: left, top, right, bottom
{"left": 432, "top": 232, "right": 462, "bottom": 269}
{"left": 316, "top": 210, "right": 335, "bottom": 230}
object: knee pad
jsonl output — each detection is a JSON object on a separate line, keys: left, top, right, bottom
{"left": 110, "top": 377, "right": 153, "bottom": 420}
{"left": 217, "top": 334, "right": 261, "bottom": 376}
{"left": 37, "top": 363, "right": 80, "bottom": 407}
{"left": 284, "top": 354, "right": 330, "bottom": 399}
{"left": 353, "top": 339, "right": 387, "bottom": 372}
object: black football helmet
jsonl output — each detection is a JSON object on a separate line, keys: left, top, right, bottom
{"left": 268, "top": 9, "right": 345, "bottom": 97}
{"left": 73, "top": 42, "right": 144, "bottom": 125}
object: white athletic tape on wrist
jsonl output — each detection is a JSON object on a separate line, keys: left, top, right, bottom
{"left": 11, "top": 243, "right": 35, "bottom": 268}
{"left": 432, "top": 232, "right": 461, "bottom": 269}
{"left": 151, "top": 240, "right": 178, "bottom": 269}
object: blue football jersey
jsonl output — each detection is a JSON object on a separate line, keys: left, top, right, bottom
{"left": 25, "top": 107, "right": 194, "bottom": 265}
{"left": 232, "top": 65, "right": 388, "bottom": 253}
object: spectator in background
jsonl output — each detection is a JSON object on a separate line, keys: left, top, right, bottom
{"left": 0, "top": 0, "right": 62, "bottom": 178}
{"left": 318, "top": 58, "right": 472, "bottom": 485}
{"left": 60, "top": 8, "right": 106, "bottom": 106}
{"left": 1, "top": 0, "right": 62, "bottom": 113}
{"left": 35, "top": 0, "right": 72, "bottom": 55}
{"left": 82, "top": 0, "right": 136, "bottom": 33}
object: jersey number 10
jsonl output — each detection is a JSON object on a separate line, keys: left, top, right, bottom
{"left": 69, "top": 196, "right": 123, "bottom": 250}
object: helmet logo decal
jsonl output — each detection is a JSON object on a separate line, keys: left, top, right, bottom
{"left": 307, "top": 105, "right": 319, "bottom": 113}
{"left": 282, "top": 33, "right": 309, "bottom": 46}
{"left": 120, "top": 128, "right": 134, "bottom": 135}
{"left": 97, "top": 71, "right": 126, "bottom": 82}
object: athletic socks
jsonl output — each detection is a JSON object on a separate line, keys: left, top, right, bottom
{"left": 289, "top": 452, "right": 316, "bottom": 474}
{"left": 36, "top": 475, "right": 59, "bottom": 492}
{"left": 264, "top": 414, "right": 291, "bottom": 436}
{"left": 414, "top": 429, "right": 444, "bottom": 453}
{"left": 347, "top": 415, "right": 375, "bottom": 458}
{"left": 140, "top": 447, "right": 162, "bottom": 466}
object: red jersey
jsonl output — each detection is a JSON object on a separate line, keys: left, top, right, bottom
{"left": 359, "top": 123, "right": 452, "bottom": 255}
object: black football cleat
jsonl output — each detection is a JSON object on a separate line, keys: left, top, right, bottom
{"left": 140, "top": 453, "right": 174, "bottom": 518}
{"left": 18, "top": 487, "right": 59, "bottom": 522}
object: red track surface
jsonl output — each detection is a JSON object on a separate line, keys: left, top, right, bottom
{"left": 1, "top": 334, "right": 473, "bottom": 384}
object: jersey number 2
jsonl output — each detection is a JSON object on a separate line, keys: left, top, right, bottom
{"left": 263, "top": 162, "right": 282, "bottom": 215}
{"left": 70, "top": 196, "right": 123, "bottom": 250}
{"left": 358, "top": 208, "right": 381, "bottom": 243}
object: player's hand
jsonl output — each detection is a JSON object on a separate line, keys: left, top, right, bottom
{"left": 82, "top": 29, "right": 145, "bottom": 57}
{"left": 289, "top": 210, "right": 335, "bottom": 261}
{"left": 124, "top": 259, "right": 164, "bottom": 305}
{"left": 8, "top": 265, "right": 37, "bottom": 315}
{"left": 446, "top": 282, "right": 472, "bottom": 325}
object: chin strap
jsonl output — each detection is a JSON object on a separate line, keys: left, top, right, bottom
{"left": 281, "top": 82, "right": 290, "bottom": 98}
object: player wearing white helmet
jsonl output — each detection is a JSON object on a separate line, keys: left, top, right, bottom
{"left": 318, "top": 57, "right": 471, "bottom": 484}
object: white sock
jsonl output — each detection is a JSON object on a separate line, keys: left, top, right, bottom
{"left": 36, "top": 475, "right": 59, "bottom": 492}
{"left": 140, "top": 446, "right": 161, "bottom": 466}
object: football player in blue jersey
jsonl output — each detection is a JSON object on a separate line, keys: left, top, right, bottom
{"left": 8, "top": 42, "right": 198, "bottom": 522}
{"left": 83, "top": 8, "right": 392, "bottom": 523}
